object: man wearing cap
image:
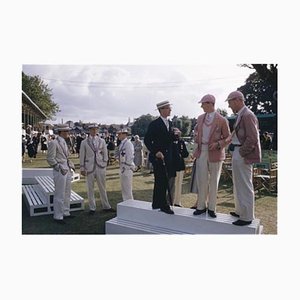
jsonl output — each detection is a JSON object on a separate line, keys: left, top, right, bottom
{"left": 80, "top": 123, "right": 115, "bottom": 214}
{"left": 144, "top": 100, "right": 176, "bottom": 214}
{"left": 193, "top": 94, "right": 230, "bottom": 218}
{"left": 117, "top": 129, "right": 135, "bottom": 200}
{"left": 47, "top": 124, "right": 76, "bottom": 224}
{"left": 225, "top": 90, "right": 261, "bottom": 226}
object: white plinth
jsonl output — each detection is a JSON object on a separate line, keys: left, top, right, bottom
{"left": 105, "top": 199, "right": 263, "bottom": 234}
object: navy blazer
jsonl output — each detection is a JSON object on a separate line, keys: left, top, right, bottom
{"left": 144, "top": 117, "right": 174, "bottom": 167}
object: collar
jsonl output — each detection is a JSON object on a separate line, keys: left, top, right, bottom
{"left": 237, "top": 105, "right": 247, "bottom": 117}
{"left": 160, "top": 116, "right": 169, "bottom": 123}
{"left": 57, "top": 136, "right": 65, "bottom": 143}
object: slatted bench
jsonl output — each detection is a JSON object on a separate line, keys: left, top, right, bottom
{"left": 22, "top": 185, "right": 49, "bottom": 216}
{"left": 22, "top": 176, "right": 85, "bottom": 216}
{"left": 35, "top": 176, "right": 84, "bottom": 211}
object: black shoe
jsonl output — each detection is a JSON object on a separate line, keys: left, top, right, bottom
{"left": 193, "top": 208, "right": 207, "bottom": 215}
{"left": 64, "top": 215, "right": 75, "bottom": 219}
{"left": 54, "top": 219, "right": 66, "bottom": 224}
{"left": 103, "top": 208, "right": 116, "bottom": 213}
{"left": 230, "top": 212, "right": 240, "bottom": 218}
{"left": 174, "top": 204, "right": 182, "bottom": 207}
{"left": 89, "top": 210, "right": 96, "bottom": 215}
{"left": 190, "top": 205, "right": 197, "bottom": 209}
{"left": 208, "top": 209, "right": 217, "bottom": 218}
{"left": 232, "top": 219, "right": 252, "bottom": 226}
{"left": 160, "top": 207, "right": 175, "bottom": 214}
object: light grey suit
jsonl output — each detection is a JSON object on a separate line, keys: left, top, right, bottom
{"left": 80, "top": 136, "right": 111, "bottom": 211}
{"left": 47, "top": 136, "right": 75, "bottom": 220}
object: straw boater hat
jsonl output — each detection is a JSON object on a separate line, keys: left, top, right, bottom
{"left": 88, "top": 123, "right": 99, "bottom": 129}
{"left": 56, "top": 124, "right": 71, "bottom": 132}
{"left": 198, "top": 94, "right": 216, "bottom": 104}
{"left": 225, "top": 91, "right": 245, "bottom": 102}
{"left": 117, "top": 129, "right": 128, "bottom": 134}
{"left": 156, "top": 100, "right": 172, "bottom": 110}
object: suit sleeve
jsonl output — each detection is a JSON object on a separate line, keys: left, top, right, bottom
{"left": 144, "top": 122, "right": 155, "bottom": 153}
{"left": 46, "top": 140, "right": 58, "bottom": 167}
{"left": 79, "top": 141, "right": 86, "bottom": 170}
{"left": 219, "top": 118, "right": 231, "bottom": 148}
{"left": 240, "top": 114, "right": 259, "bottom": 157}
{"left": 102, "top": 139, "right": 108, "bottom": 162}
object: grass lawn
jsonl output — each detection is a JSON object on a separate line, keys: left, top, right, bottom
{"left": 22, "top": 151, "right": 277, "bottom": 234}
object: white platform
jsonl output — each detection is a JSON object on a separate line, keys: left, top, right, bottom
{"left": 105, "top": 199, "right": 263, "bottom": 234}
{"left": 22, "top": 168, "right": 80, "bottom": 184}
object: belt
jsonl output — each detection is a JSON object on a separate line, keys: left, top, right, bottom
{"left": 231, "top": 144, "right": 241, "bottom": 146}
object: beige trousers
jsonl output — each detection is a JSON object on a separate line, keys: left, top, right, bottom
{"left": 120, "top": 168, "right": 134, "bottom": 200}
{"left": 231, "top": 147, "right": 255, "bottom": 221}
{"left": 53, "top": 169, "right": 72, "bottom": 220}
{"left": 173, "top": 170, "right": 184, "bottom": 206}
{"left": 195, "top": 148, "right": 222, "bottom": 211}
{"left": 86, "top": 167, "right": 111, "bottom": 211}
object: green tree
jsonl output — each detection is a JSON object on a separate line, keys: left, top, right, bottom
{"left": 22, "top": 72, "right": 60, "bottom": 119}
{"left": 238, "top": 64, "right": 277, "bottom": 114}
{"left": 217, "top": 108, "right": 228, "bottom": 117}
{"left": 131, "top": 114, "right": 155, "bottom": 137}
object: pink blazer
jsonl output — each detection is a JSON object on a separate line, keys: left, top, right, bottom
{"left": 235, "top": 107, "right": 261, "bottom": 164}
{"left": 193, "top": 112, "right": 230, "bottom": 162}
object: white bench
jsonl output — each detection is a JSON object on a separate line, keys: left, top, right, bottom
{"left": 22, "top": 176, "right": 85, "bottom": 216}
{"left": 22, "top": 185, "right": 49, "bottom": 216}
{"left": 35, "top": 175, "right": 84, "bottom": 211}
{"left": 22, "top": 168, "right": 80, "bottom": 185}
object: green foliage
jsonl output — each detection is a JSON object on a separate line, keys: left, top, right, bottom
{"left": 238, "top": 64, "right": 277, "bottom": 114}
{"left": 22, "top": 72, "right": 60, "bottom": 119}
{"left": 131, "top": 114, "right": 156, "bottom": 137}
{"left": 172, "top": 115, "right": 192, "bottom": 136}
{"left": 217, "top": 108, "right": 228, "bottom": 117}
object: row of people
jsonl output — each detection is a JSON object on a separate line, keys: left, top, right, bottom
{"left": 46, "top": 90, "right": 261, "bottom": 227}
{"left": 144, "top": 90, "right": 261, "bottom": 226}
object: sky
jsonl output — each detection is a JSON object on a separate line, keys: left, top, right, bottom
{"left": 22, "top": 64, "right": 254, "bottom": 125}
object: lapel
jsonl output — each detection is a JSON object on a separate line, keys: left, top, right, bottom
{"left": 87, "top": 136, "right": 99, "bottom": 153}
{"left": 235, "top": 106, "right": 247, "bottom": 132}
{"left": 159, "top": 117, "right": 170, "bottom": 133}
{"left": 57, "top": 137, "right": 68, "bottom": 158}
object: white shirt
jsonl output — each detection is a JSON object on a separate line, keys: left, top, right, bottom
{"left": 202, "top": 111, "right": 216, "bottom": 145}
{"left": 160, "top": 116, "right": 169, "bottom": 130}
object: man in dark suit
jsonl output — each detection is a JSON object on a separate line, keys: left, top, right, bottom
{"left": 144, "top": 100, "right": 176, "bottom": 214}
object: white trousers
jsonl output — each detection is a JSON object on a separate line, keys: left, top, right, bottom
{"left": 231, "top": 147, "right": 255, "bottom": 221}
{"left": 86, "top": 167, "right": 111, "bottom": 211}
{"left": 195, "top": 148, "right": 222, "bottom": 211}
{"left": 53, "top": 169, "right": 72, "bottom": 220}
{"left": 120, "top": 169, "right": 133, "bottom": 200}
{"left": 173, "top": 170, "right": 184, "bottom": 206}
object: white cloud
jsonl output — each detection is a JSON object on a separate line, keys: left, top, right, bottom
{"left": 22, "top": 64, "right": 254, "bottom": 124}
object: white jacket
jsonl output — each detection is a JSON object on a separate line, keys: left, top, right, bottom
{"left": 80, "top": 136, "right": 108, "bottom": 173}
{"left": 47, "top": 136, "right": 75, "bottom": 174}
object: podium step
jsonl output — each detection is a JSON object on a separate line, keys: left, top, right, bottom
{"left": 106, "top": 218, "right": 189, "bottom": 234}
{"left": 105, "top": 199, "right": 262, "bottom": 234}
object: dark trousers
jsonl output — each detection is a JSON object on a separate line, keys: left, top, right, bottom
{"left": 152, "top": 160, "right": 173, "bottom": 209}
